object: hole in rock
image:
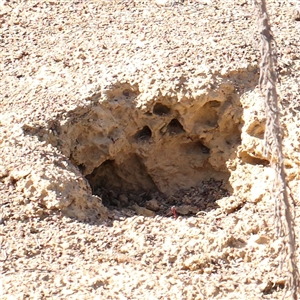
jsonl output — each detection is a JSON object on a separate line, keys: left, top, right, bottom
{"left": 38, "top": 79, "right": 252, "bottom": 219}
{"left": 78, "top": 163, "right": 86, "bottom": 173}
{"left": 86, "top": 155, "right": 158, "bottom": 207}
{"left": 153, "top": 103, "right": 171, "bottom": 116}
{"left": 209, "top": 100, "right": 221, "bottom": 108}
{"left": 191, "top": 102, "right": 219, "bottom": 128}
{"left": 122, "top": 89, "right": 131, "bottom": 97}
{"left": 240, "top": 152, "right": 269, "bottom": 166}
{"left": 246, "top": 122, "right": 265, "bottom": 139}
{"left": 66, "top": 100, "right": 241, "bottom": 218}
{"left": 262, "top": 281, "right": 285, "bottom": 295}
{"left": 133, "top": 126, "right": 152, "bottom": 141}
{"left": 166, "top": 119, "right": 185, "bottom": 135}
{"left": 181, "top": 141, "right": 210, "bottom": 155}
{"left": 83, "top": 130, "right": 231, "bottom": 218}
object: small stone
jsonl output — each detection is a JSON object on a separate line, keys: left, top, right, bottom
{"left": 41, "top": 274, "right": 50, "bottom": 281}
{"left": 176, "top": 205, "right": 192, "bottom": 215}
{"left": 145, "top": 199, "right": 160, "bottom": 212}
{"left": 29, "top": 226, "right": 39, "bottom": 234}
{"left": 132, "top": 204, "right": 155, "bottom": 217}
{"left": 168, "top": 255, "right": 177, "bottom": 263}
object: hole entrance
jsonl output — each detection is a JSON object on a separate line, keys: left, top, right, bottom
{"left": 133, "top": 126, "right": 152, "bottom": 142}
{"left": 181, "top": 141, "right": 210, "bottom": 155}
{"left": 166, "top": 119, "right": 185, "bottom": 135}
{"left": 240, "top": 152, "right": 270, "bottom": 166}
{"left": 86, "top": 155, "right": 158, "bottom": 207}
{"left": 209, "top": 100, "right": 221, "bottom": 108}
{"left": 84, "top": 131, "right": 231, "bottom": 218}
{"left": 153, "top": 103, "right": 171, "bottom": 116}
{"left": 68, "top": 98, "right": 240, "bottom": 218}
{"left": 37, "top": 80, "right": 248, "bottom": 219}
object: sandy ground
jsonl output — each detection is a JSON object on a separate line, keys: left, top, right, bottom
{"left": 1, "top": 0, "right": 300, "bottom": 299}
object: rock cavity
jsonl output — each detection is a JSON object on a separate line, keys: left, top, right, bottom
{"left": 48, "top": 80, "right": 243, "bottom": 199}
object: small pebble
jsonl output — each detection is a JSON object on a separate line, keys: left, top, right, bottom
{"left": 145, "top": 199, "right": 160, "bottom": 212}
{"left": 132, "top": 204, "right": 155, "bottom": 217}
{"left": 118, "top": 194, "right": 128, "bottom": 205}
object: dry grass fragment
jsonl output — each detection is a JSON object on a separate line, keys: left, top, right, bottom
{"left": 253, "top": 0, "right": 299, "bottom": 298}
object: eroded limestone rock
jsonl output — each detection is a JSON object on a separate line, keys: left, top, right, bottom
{"left": 41, "top": 78, "right": 247, "bottom": 198}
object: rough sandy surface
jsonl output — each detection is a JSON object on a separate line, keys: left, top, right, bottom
{"left": 1, "top": 0, "right": 300, "bottom": 299}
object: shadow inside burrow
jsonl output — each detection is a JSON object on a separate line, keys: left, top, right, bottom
{"left": 91, "top": 178, "right": 230, "bottom": 221}
{"left": 21, "top": 70, "right": 270, "bottom": 224}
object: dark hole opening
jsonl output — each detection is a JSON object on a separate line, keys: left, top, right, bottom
{"left": 262, "top": 281, "right": 285, "bottom": 295}
{"left": 122, "top": 90, "right": 130, "bottom": 97}
{"left": 166, "top": 119, "right": 185, "bottom": 135}
{"left": 134, "top": 126, "right": 152, "bottom": 141}
{"left": 86, "top": 156, "right": 158, "bottom": 207}
{"left": 85, "top": 156, "right": 229, "bottom": 218}
{"left": 209, "top": 100, "right": 221, "bottom": 108}
{"left": 153, "top": 103, "right": 171, "bottom": 116}
{"left": 240, "top": 152, "right": 269, "bottom": 166}
{"left": 198, "top": 141, "right": 210, "bottom": 154}
{"left": 78, "top": 163, "right": 86, "bottom": 173}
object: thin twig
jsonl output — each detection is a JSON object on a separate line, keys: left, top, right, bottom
{"left": 253, "top": 1, "right": 298, "bottom": 299}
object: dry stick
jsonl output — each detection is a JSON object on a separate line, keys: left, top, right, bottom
{"left": 253, "top": 0, "right": 298, "bottom": 299}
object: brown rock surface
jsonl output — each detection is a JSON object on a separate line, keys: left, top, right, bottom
{"left": 1, "top": 0, "right": 300, "bottom": 299}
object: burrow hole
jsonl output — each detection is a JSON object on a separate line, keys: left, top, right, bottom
{"left": 166, "top": 119, "right": 185, "bottom": 135}
{"left": 153, "top": 103, "right": 171, "bottom": 116}
{"left": 133, "top": 126, "right": 152, "bottom": 142}
{"left": 66, "top": 96, "right": 246, "bottom": 218}
{"left": 240, "top": 151, "right": 270, "bottom": 166}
